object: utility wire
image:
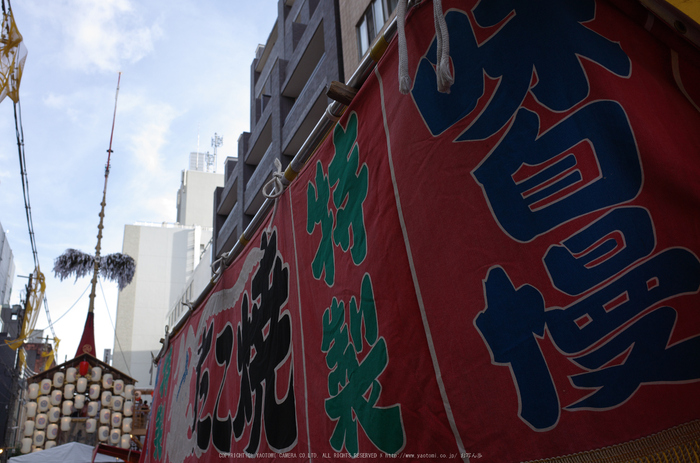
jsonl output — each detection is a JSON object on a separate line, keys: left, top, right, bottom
{"left": 36, "top": 282, "right": 91, "bottom": 330}
{"left": 13, "top": 101, "right": 37, "bottom": 269}
{"left": 13, "top": 90, "right": 58, "bottom": 353}
{"left": 98, "top": 277, "right": 131, "bottom": 376}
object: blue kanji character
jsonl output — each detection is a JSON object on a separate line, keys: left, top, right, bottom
{"left": 411, "top": 10, "right": 481, "bottom": 137}
{"left": 412, "top": 2, "right": 630, "bottom": 141}
{"left": 544, "top": 207, "right": 655, "bottom": 295}
{"left": 474, "top": 266, "right": 559, "bottom": 430}
{"left": 546, "top": 248, "right": 700, "bottom": 355}
{"left": 567, "top": 306, "right": 700, "bottom": 409}
{"left": 473, "top": 101, "right": 642, "bottom": 242}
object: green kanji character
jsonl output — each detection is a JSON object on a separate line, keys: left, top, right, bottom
{"left": 349, "top": 273, "right": 378, "bottom": 353}
{"left": 153, "top": 405, "right": 165, "bottom": 460}
{"left": 329, "top": 113, "right": 368, "bottom": 266}
{"left": 321, "top": 274, "right": 404, "bottom": 456}
{"left": 307, "top": 161, "right": 335, "bottom": 285}
{"left": 159, "top": 350, "right": 171, "bottom": 397}
{"left": 322, "top": 298, "right": 358, "bottom": 396}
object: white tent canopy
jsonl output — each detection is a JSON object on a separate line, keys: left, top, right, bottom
{"left": 8, "top": 442, "right": 121, "bottom": 463}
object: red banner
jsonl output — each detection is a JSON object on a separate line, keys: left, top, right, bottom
{"left": 141, "top": 0, "right": 700, "bottom": 461}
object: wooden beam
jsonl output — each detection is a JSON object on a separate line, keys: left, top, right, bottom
{"left": 326, "top": 80, "right": 358, "bottom": 106}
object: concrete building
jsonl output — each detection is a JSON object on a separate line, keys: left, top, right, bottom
{"left": 113, "top": 167, "right": 223, "bottom": 387}
{"left": 0, "top": 303, "right": 21, "bottom": 448}
{"left": 0, "top": 220, "right": 15, "bottom": 306}
{"left": 212, "top": 0, "right": 345, "bottom": 260}
{"left": 339, "top": 0, "right": 398, "bottom": 79}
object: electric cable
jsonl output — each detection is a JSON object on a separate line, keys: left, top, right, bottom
{"left": 98, "top": 277, "right": 131, "bottom": 376}
{"left": 36, "top": 282, "right": 91, "bottom": 331}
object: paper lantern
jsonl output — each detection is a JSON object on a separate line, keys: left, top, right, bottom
{"left": 77, "top": 377, "right": 88, "bottom": 393}
{"left": 50, "top": 389, "right": 62, "bottom": 406}
{"left": 23, "top": 420, "right": 34, "bottom": 437}
{"left": 87, "top": 401, "right": 99, "bottom": 417}
{"left": 47, "top": 407, "right": 60, "bottom": 423}
{"left": 64, "top": 383, "right": 75, "bottom": 400}
{"left": 46, "top": 423, "right": 58, "bottom": 440}
{"left": 122, "top": 418, "right": 132, "bottom": 433}
{"left": 123, "top": 400, "right": 133, "bottom": 417}
{"left": 98, "top": 425, "right": 109, "bottom": 441}
{"left": 109, "top": 428, "right": 121, "bottom": 445}
{"left": 99, "top": 408, "right": 110, "bottom": 424}
{"left": 39, "top": 379, "right": 52, "bottom": 395}
{"left": 66, "top": 367, "right": 77, "bottom": 383}
{"left": 113, "top": 379, "right": 124, "bottom": 395}
{"left": 111, "top": 396, "right": 123, "bottom": 411}
{"left": 53, "top": 371, "right": 65, "bottom": 388}
{"left": 34, "top": 413, "right": 47, "bottom": 429}
{"left": 27, "top": 383, "right": 39, "bottom": 399}
{"left": 124, "top": 385, "right": 134, "bottom": 400}
{"left": 60, "top": 416, "right": 71, "bottom": 431}
{"left": 37, "top": 396, "right": 50, "bottom": 412}
{"left": 86, "top": 418, "right": 97, "bottom": 433}
{"left": 45, "top": 440, "right": 56, "bottom": 450}
{"left": 79, "top": 360, "right": 89, "bottom": 377}
{"left": 32, "top": 430, "right": 45, "bottom": 447}
{"left": 88, "top": 383, "right": 100, "bottom": 400}
{"left": 111, "top": 412, "right": 122, "bottom": 428}
{"left": 91, "top": 366, "right": 102, "bottom": 382}
{"left": 101, "top": 390, "right": 112, "bottom": 407}
{"left": 74, "top": 394, "right": 85, "bottom": 409}
{"left": 62, "top": 400, "right": 73, "bottom": 416}
{"left": 102, "top": 373, "right": 113, "bottom": 389}
{"left": 120, "top": 434, "right": 131, "bottom": 449}
{"left": 21, "top": 437, "right": 32, "bottom": 454}
{"left": 25, "top": 401, "right": 37, "bottom": 418}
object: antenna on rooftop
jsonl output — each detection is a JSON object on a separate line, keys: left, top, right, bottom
{"left": 207, "top": 133, "right": 222, "bottom": 173}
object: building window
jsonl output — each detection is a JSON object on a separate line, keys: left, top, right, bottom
{"left": 357, "top": 0, "right": 391, "bottom": 59}
{"left": 385, "top": 0, "right": 398, "bottom": 16}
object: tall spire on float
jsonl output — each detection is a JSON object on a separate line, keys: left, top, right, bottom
{"left": 77, "top": 72, "right": 122, "bottom": 357}
{"left": 52, "top": 72, "right": 135, "bottom": 357}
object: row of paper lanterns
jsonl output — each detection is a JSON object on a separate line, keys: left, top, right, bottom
{"left": 21, "top": 367, "right": 136, "bottom": 454}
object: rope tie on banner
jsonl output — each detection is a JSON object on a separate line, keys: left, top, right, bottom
{"left": 397, "top": 0, "right": 411, "bottom": 94}
{"left": 262, "top": 158, "right": 285, "bottom": 200}
{"left": 211, "top": 251, "right": 229, "bottom": 278}
{"left": 433, "top": 0, "right": 454, "bottom": 93}
{"left": 397, "top": 0, "right": 453, "bottom": 95}
{"left": 262, "top": 158, "right": 285, "bottom": 236}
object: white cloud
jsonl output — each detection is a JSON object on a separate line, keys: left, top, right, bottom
{"left": 68, "top": 0, "right": 163, "bottom": 72}
{"left": 27, "top": 0, "right": 163, "bottom": 73}
{"left": 121, "top": 93, "right": 181, "bottom": 174}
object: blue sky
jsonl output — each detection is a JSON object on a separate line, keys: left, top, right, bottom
{"left": 0, "top": 0, "right": 278, "bottom": 365}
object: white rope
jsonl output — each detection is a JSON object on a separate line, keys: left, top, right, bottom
{"left": 211, "top": 251, "right": 229, "bottom": 277}
{"left": 262, "top": 158, "right": 285, "bottom": 237}
{"left": 397, "top": 0, "right": 453, "bottom": 95}
{"left": 433, "top": 0, "right": 453, "bottom": 93}
{"left": 211, "top": 158, "right": 286, "bottom": 276}
{"left": 263, "top": 158, "right": 285, "bottom": 199}
{"left": 397, "top": 0, "right": 411, "bottom": 94}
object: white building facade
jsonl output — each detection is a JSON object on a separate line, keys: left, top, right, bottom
{"left": 0, "top": 220, "right": 15, "bottom": 306}
{"left": 112, "top": 168, "right": 223, "bottom": 387}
